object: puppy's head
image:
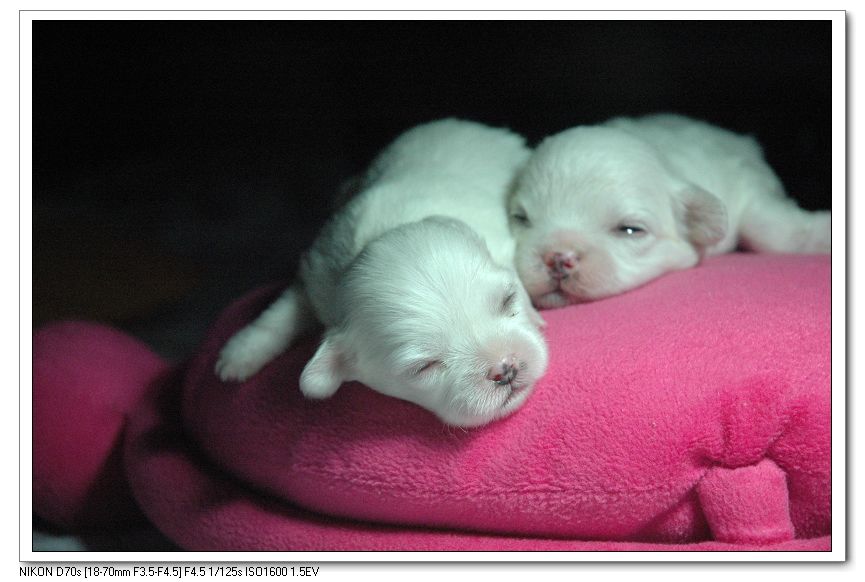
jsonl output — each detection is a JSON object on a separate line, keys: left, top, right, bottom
{"left": 300, "top": 216, "right": 549, "bottom": 427}
{"left": 509, "top": 126, "right": 727, "bottom": 308}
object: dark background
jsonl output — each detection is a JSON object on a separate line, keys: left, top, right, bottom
{"left": 33, "top": 19, "right": 832, "bottom": 358}
{"left": 31, "top": 19, "right": 832, "bottom": 550}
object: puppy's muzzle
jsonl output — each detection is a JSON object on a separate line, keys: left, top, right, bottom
{"left": 487, "top": 355, "right": 519, "bottom": 385}
{"left": 544, "top": 251, "right": 579, "bottom": 280}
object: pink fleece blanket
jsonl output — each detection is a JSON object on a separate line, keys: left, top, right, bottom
{"left": 33, "top": 253, "right": 831, "bottom": 551}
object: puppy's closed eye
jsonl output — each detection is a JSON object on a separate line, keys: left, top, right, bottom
{"left": 511, "top": 207, "right": 531, "bottom": 227}
{"left": 411, "top": 360, "right": 442, "bottom": 376}
{"left": 501, "top": 290, "right": 518, "bottom": 316}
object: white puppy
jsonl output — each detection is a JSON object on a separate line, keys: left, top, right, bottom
{"left": 216, "top": 119, "right": 548, "bottom": 427}
{"left": 509, "top": 113, "right": 831, "bottom": 308}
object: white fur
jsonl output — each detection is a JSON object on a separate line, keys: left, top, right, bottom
{"left": 216, "top": 119, "right": 548, "bottom": 427}
{"left": 509, "top": 113, "right": 831, "bottom": 308}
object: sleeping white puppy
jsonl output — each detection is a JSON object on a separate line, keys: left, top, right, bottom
{"left": 215, "top": 119, "right": 548, "bottom": 427}
{"left": 509, "top": 113, "right": 831, "bottom": 308}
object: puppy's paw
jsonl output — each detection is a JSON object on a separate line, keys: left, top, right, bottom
{"left": 215, "top": 326, "right": 281, "bottom": 382}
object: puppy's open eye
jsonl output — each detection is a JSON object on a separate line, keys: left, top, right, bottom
{"left": 511, "top": 207, "right": 531, "bottom": 227}
{"left": 412, "top": 360, "right": 442, "bottom": 376}
{"left": 616, "top": 224, "right": 647, "bottom": 237}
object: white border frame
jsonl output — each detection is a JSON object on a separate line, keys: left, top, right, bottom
{"left": 18, "top": 8, "right": 847, "bottom": 566}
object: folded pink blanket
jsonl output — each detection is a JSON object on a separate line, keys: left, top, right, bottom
{"left": 33, "top": 253, "right": 831, "bottom": 551}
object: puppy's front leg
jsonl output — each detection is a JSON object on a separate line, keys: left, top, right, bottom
{"left": 215, "top": 283, "right": 316, "bottom": 381}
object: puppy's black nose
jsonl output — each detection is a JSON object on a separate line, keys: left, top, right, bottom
{"left": 487, "top": 356, "right": 519, "bottom": 385}
{"left": 544, "top": 251, "right": 578, "bottom": 279}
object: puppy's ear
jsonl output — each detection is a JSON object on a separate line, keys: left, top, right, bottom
{"left": 676, "top": 186, "right": 728, "bottom": 249}
{"left": 299, "top": 332, "right": 351, "bottom": 399}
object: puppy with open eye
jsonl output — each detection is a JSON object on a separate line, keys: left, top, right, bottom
{"left": 509, "top": 113, "right": 831, "bottom": 309}
{"left": 216, "top": 119, "right": 548, "bottom": 427}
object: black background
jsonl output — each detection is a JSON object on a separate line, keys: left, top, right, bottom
{"left": 32, "top": 19, "right": 833, "bottom": 358}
